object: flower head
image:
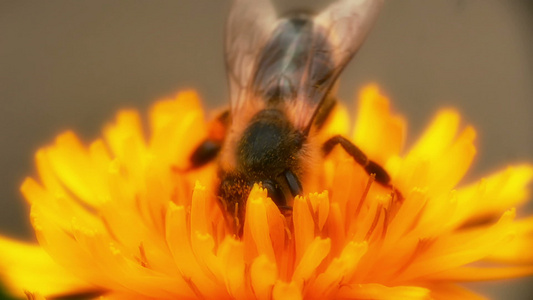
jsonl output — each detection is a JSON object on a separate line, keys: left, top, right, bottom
{"left": 1, "top": 85, "right": 533, "bottom": 299}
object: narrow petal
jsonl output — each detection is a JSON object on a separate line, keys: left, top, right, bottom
{"left": 44, "top": 132, "right": 107, "bottom": 207}
{"left": 398, "top": 120, "right": 476, "bottom": 197}
{"left": 190, "top": 182, "right": 211, "bottom": 236}
{"left": 382, "top": 188, "right": 428, "bottom": 251}
{"left": 424, "top": 125, "right": 476, "bottom": 195}
{"left": 396, "top": 209, "right": 517, "bottom": 282}
{"left": 99, "top": 291, "right": 152, "bottom": 300}
{"left": 312, "top": 241, "right": 368, "bottom": 297}
{"left": 353, "top": 84, "right": 406, "bottom": 165}
{"left": 149, "top": 90, "right": 207, "bottom": 168}
{"left": 324, "top": 203, "right": 346, "bottom": 257}
{"left": 250, "top": 255, "right": 278, "bottom": 300}
{"left": 427, "top": 266, "right": 533, "bottom": 282}
{"left": 338, "top": 283, "right": 431, "bottom": 300}
{"left": 104, "top": 110, "right": 147, "bottom": 163}
{"left": 428, "top": 284, "right": 486, "bottom": 300}
{"left": 329, "top": 158, "right": 359, "bottom": 224}
{"left": 453, "top": 164, "right": 533, "bottom": 224}
{"left": 272, "top": 281, "right": 302, "bottom": 300}
{"left": 0, "top": 237, "right": 94, "bottom": 298}
{"left": 293, "top": 195, "right": 316, "bottom": 264}
{"left": 217, "top": 237, "right": 246, "bottom": 299}
{"left": 22, "top": 291, "right": 47, "bottom": 300}
{"left": 313, "top": 192, "right": 330, "bottom": 232}
{"left": 165, "top": 202, "right": 223, "bottom": 298}
{"left": 21, "top": 178, "right": 101, "bottom": 233}
{"left": 244, "top": 185, "right": 286, "bottom": 266}
{"left": 408, "top": 109, "right": 460, "bottom": 161}
{"left": 292, "top": 237, "right": 331, "bottom": 289}
{"left": 30, "top": 208, "right": 108, "bottom": 290}
{"left": 488, "top": 215, "right": 533, "bottom": 263}
{"left": 68, "top": 215, "right": 185, "bottom": 298}
{"left": 245, "top": 188, "right": 275, "bottom": 262}
{"left": 316, "top": 104, "right": 351, "bottom": 142}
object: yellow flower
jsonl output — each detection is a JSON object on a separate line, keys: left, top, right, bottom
{"left": 1, "top": 85, "right": 533, "bottom": 299}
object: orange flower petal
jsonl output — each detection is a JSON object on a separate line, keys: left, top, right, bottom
{"left": 1, "top": 84, "right": 532, "bottom": 299}
{"left": 338, "top": 283, "right": 431, "bottom": 300}
{"left": 428, "top": 284, "right": 486, "bottom": 300}
{"left": 353, "top": 84, "right": 406, "bottom": 166}
{"left": 0, "top": 237, "right": 94, "bottom": 298}
{"left": 251, "top": 255, "right": 278, "bottom": 300}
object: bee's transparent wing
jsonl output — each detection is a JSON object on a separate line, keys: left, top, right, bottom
{"left": 291, "top": 0, "right": 383, "bottom": 131}
{"left": 225, "top": 0, "right": 278, "bottom": 116}
{"left": 314, "top": 0, "right": 383, "bottom": 67}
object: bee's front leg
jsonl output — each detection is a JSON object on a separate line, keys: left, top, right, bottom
{"left": 322, "top": 135, "right": 391, "bottom": 185}
{"left": 187, "top": 109, "right": 230, "bottom": 170}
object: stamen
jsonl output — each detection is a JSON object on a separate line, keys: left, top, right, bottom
{"left": 394, "top": 238, "right": 435, "bottom": 277}
{"left": 393, "top": 188, "right": 405, "bottom": 203}
{"left": 406, "top": 201, "right": 428, "bottom": 233}
{"left": 100, "top": 216, "right": 121, "bottom": 244}
{"left": 218, "top": 195, "right": 228, "bottom": 213}
{"left": 385, "top": 190, "right": 402, "bottom": 222}
{"left": 285, "top": 225, "right": 293, "bottom": 243}
{"left": 211, "top": 221, "right": 219, "bottom": 243}
{"left": 365, "top": 204, "right": 383, "bottom": 241}
{"left": 356, "top": 174, "right": 375, "bottom": 218}
{"left": 183, "top": 276, "right": 205, "bottom": 300}
{"left": 234, "top": 202, "right": 241, "bottom": 236}
{"left": 137, "top": 242, "right": 150, "bottom": 268}
{"left": 305, "top": 196, "right": 320, "bottom": 235}
{"left": 24, "top": 290, "right": 35, "bottom": 300}
{"left": 381, "top": 207, "right": 390, "bottom": 239}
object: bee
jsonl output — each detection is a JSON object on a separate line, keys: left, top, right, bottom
{"left": 188, "top": 0, "right": 390, "bottom": 235}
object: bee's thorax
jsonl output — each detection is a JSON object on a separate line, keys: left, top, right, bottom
{"left": 236, "top": 109, "right": 304, "bottom": 179}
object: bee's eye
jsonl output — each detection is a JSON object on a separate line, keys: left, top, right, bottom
{"left": 262, "top": 180, "right": 286, "bottom": 207}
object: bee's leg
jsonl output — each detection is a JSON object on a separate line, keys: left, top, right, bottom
{"left": 272, "top": 170, "right": 302, "bottom": 217}
{"left": 262, "top": 179, "right": 287, "bottom": 208}
{"left": 187, "top": 109, "right": 230, "bottom": 169}
{"left": 284, "top": 170, "right": 303, "bottom": 197}
{"left": 322, "top": 135, "right": 391, "bottom": 185}
{"left": 189, "top": 140, "right": 222, "bottom": 169}
{"left": 278, "top": 205, "right": 293, "bottom": 217}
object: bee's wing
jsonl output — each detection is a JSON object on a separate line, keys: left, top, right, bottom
{"left": 225, "top": 0, "right": 279, "bottom": 116}
{"left": 291, "top": 0, "right": 383, "bottom": 132}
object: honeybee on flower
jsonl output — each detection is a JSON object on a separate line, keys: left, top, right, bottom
{"left": 188, "top": 0, "right": 390, "bottom": 236}
{"left": 0, "top": 0, "right": 531, "bottom": 300}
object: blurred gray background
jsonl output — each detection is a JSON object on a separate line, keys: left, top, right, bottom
{"left": 0, "top": 0, "right": 531, "bottom": 298}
